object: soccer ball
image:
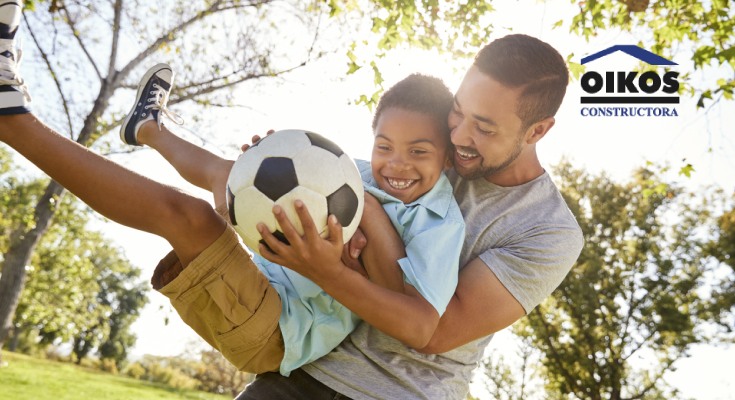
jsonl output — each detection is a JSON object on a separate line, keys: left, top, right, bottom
{"left": 226, "top": 129, "right": 365, "bottom": 256}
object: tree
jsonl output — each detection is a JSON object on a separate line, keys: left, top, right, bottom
{"left": 193, "top": 349, "right": 254, "bottom": 397}
{"left": 473, "top": 335, "right": 540, "bottom": 400}
{"left": 4, "top": 168, "right": 148, "bottom": 365}
{"left": 71, "top": 242, "right": 148, "bottom": 368}
{"left": 703, "top": 205, "right": 735, "bottom": 334}
{"left": 514, "top": 161, "right": 733, "bottom": 399}
{"left": 0, "top": 0, "right": 330, "bottom": 358}
{"left": 327, "top": 0, "right": 497, "bottom": 107}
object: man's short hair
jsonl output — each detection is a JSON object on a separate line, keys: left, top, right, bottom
{"left": 474, "top": 34, "right": 569, "bottom": 129}
{"left": 372, "top": 74, "right": 454, "bottom": 146}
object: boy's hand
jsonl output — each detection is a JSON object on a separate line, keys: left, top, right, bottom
{"left": 241, "top": 130, "right": 275, "bottom": 152}
{"left": 257, "top": 200, "right": 346, "bottom": 285}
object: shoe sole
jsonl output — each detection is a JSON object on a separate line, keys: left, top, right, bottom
{"left": 120, "top": 63, "right": 172, "bottom": 145}
{"left": 0, "top": 1, "right": 22, "bottom": 40}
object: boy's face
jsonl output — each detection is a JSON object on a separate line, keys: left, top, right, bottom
{"left": 448, "top": 66, "right": 527, "bottom": 181}
{"left": 371, "top": 107, "right": 450, "bottom": 204}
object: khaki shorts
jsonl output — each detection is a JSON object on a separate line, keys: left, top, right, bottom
{"left": 151, "top": 223, "right": 284, "bottom": 374}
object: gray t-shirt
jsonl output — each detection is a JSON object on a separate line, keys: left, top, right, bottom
{"left": 302, "top": 170, "right": 584, "bottom": 399}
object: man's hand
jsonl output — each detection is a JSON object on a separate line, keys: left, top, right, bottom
{"left": 342, "top": 229, "right": 368, "bottom": 278}
{"left": 240, "top": 130, "right": 275, "bottom": 152}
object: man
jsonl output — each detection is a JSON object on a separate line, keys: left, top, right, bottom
{"left": 242, "top": 34, "right": 585, "bottom": 399}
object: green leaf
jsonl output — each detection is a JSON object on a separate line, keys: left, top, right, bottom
{"left": 679, "top": 163, "right": 695, "bottom": 178}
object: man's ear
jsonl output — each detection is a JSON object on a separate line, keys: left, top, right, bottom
{"left": 525, "top": 116, "right": 555, "bottom": 144}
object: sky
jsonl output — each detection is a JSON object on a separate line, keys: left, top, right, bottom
{"left": 11, "top": 0, "right": 735, "bottom": 398}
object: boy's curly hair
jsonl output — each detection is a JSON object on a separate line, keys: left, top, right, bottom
{"left": 371, "top": 74, "right": 454, "bottom": 146}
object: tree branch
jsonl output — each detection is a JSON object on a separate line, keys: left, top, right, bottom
{"left": 623, "top": 356, "right": 680, "bottom": 400}
{"left": 108, "top": 0, "right": 123, "bottom": 80}
{"left": 531, "top": 308, "right": 587, "bottom": 399}
{"left": 23, "top": 12, "right": 74, "bottom": 138}
{"left": 113, "top": 0, "right": 272, "bottom": 87}
{"left": 170, "top": 68, "right": 291, "bottom": 105}
{"left": 61, "top": 6, "right": 103, "bottom": 81}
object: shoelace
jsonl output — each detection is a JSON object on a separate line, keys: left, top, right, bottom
{"left": 0, "top": 42, "right": 31, "bottom": 102}
{"left": 146, "top": 82, "right": 184, "bottom": 130}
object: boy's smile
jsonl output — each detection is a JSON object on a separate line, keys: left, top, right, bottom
{"left": 371, "top": 108, "right": 450, "bottom": 204}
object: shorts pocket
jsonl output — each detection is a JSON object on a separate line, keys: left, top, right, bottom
{"left": 214, "top": 285, "right": 282, "bottom": 355}
{"left": 205, "top": 275, "right": 255, "bottom": 326}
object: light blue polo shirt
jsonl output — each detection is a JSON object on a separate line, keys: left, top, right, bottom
{"left": 253, "top": 159, "right": 465, "bottom": 376}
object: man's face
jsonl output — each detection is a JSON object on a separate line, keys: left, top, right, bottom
{"left": 448, "top": 66, "right": 527, "bottom": 181}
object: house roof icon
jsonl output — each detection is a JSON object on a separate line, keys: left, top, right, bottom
{"left": 581, "top": 45, "right": 677, "bottom": 66}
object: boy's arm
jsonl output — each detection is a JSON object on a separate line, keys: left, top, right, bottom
{"left": 258, "top": 201, "right": 440, "bottom": 349}
{"left": 359, "top": 194, "right": 464, "bottom": 315}
{"left": 357, "top": 193, "right": 406, "bottom": 293}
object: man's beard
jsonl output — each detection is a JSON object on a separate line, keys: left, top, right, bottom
{"left": 456, "top": 140, "right": 523, "bottom": 181}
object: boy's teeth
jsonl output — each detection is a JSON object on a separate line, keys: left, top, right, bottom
{"left": 387, "top": 178, "right": 415, "bottom": 189}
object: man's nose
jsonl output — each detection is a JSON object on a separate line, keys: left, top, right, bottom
{"left": 450, "top": 119, "right": 471, "bottom": 147}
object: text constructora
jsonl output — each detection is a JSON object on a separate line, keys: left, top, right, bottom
{"left": 580, "top": 106, "right": 678, "bottom": 117}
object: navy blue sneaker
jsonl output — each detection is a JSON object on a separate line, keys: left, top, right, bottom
{"left": 0, "top": 0, "right": 30, "bottom": 115}
{"left": 120, "top": 63, "right": 182, "bottom": 145}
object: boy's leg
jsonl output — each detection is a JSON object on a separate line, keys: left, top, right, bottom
{"left": 136, "top": 121, "right": 233, "bottom": 209}
{"left": 119, "top": 64, "right": 233, "bottom": 208}
{"left": 0, "top": 114, "right": 225, "bottom": 267}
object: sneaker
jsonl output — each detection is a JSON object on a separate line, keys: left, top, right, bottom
{"left": 120, "top": 63, "right": 183, "bottom": 146}
{"left": 0, "top": 0, "right": 30, "bottom": 115}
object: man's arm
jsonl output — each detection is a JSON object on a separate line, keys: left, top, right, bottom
{"left": 353, "top": 203, "right": 526, "bottom": 354}
{"left": 357, "top": 212, "right": 526, "bottom": 353}
{"left": 417, "top": 258, "right": 525, "bottom": 354}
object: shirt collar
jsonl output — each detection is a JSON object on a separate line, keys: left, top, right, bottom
{"left": 356, "top": 159, "right": 454, "bottom": 218}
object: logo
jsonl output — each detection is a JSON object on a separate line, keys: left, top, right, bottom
{"left": 579, "top": 45, "right": 679, "bottom": 117}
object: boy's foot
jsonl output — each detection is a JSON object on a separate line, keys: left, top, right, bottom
{"left": 0, "top": 0, "right": 31, "bottom": 115}
{"left": 120, "top": 63, "right": 183, "bottom": 146}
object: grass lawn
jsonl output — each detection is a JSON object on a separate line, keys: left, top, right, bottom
{"left": 0, "top": 351, "right": 231, "bottom": 400}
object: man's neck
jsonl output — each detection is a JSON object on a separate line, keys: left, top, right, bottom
{"left": 485, "top": 157, "right": 544, "bottom": 187}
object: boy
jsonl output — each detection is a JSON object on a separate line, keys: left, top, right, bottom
{"left": 120, "top": 63, "right": 465, "bottom": 376}
{"left": 0, "top": 0, "right": 463, "bottom": 374}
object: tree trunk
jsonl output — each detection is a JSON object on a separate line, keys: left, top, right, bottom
{"left": 0, "top": 182, "right": 65, "bottom": 362}
{"left": 0, "top": 80, "right": 111, "bottom": 363}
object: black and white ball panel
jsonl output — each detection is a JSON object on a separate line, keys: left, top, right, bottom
{"left": 304, "top": 131, "right": 344, "bottom": 157}
{"left": 254, "top": 157, "right": 298, "bottom": 202}
{"left": 226, "top": 129, "right": 364, "bottom": 256}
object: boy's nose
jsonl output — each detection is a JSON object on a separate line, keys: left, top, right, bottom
{"left": 389, "top": 157, "right": 411, "bottom": 171}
